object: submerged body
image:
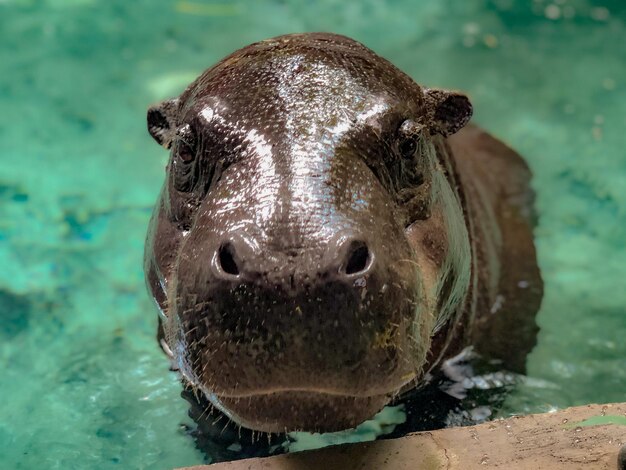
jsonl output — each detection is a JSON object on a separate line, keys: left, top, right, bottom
{"left": 144, "top": 33, "right": 542, "bottom": 434}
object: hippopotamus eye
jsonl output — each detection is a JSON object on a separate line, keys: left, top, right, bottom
{"left": 397, "top": 120, "right": 424, "bottom": 159}
{"left": 177, "top": 141, "right": 195, "bottom": 163}
{"left": 175, "top": 124, "right": 197, "bottom": 163}
{"left": 171, "top": 124, "right": 199, "bottom": 192}
{"left": 398, "top": 137, "right": 417, "bottom": 159}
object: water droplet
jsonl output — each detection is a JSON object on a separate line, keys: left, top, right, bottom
{"left": 463, "top": 22, "right": 480, "bottom": 35}
{"left": 574, "top": 426, "right": 583, "bottom": 432}
{"left": 592, "top": 126, "right": 603, "bottom": 140}
{"left": 590, "top": 7, "right": 610, "bottom": 21}
{"left": 483, "top": 34, "right": 498, "bottom": 48}
{"left": 545, "top": 4, "right": 561, "bottom": 19}
{"left": 602, "top": 78, "right": 616, "bottom": 90}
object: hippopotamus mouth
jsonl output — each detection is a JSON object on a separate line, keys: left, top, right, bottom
{"left": 166, "top": 249, "right": 427, "bottom": 432}
{"left": 211, "top": 392, "right": 390, "bottom": 434}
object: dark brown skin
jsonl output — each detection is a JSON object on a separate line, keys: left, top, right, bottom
{"left": 144, "top": 33, "right": 542, "bottom": 435}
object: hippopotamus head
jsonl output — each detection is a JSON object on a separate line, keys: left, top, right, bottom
{"left": 144, "top": 33, "right": 473, "bottom": 433}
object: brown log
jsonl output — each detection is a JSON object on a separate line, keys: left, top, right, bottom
{"left": 181, "top": 402, "right": 626, "bottom": 470}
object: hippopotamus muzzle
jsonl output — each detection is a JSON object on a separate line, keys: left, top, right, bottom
{"left": 144, "top": 33, "right": 483, "bottom": 433}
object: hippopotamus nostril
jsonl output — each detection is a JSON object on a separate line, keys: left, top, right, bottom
{"left": 339, "top": 240, "right": 374, "bottom": 278}
{"left": 344, "top": 241, "right": 371, "bottom": 276}
{"left": 211, "top": 232, "right": 263, "bottom": 281}
{"left": 217, "top": 243, "right": 240, "bottom": 276}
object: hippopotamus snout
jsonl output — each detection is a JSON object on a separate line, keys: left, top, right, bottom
{"left": 172, "top": 178, "right": 423, "bottom": 406}
{"left": 173, "top": 210, "right": 422, "bottom": 431}
{"left": 211, "top": 230, "right": 374, "bottom": 286}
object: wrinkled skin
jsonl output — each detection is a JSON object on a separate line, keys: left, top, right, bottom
{"left": 144, "top": 33, "right": 542, "bottom": 434}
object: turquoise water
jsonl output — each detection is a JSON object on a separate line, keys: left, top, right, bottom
{"left": 1, "top": 0, "right": 624, "bottom": 468}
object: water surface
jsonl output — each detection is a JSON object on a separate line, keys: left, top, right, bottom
{"left": 1, "top": 0, "right": 624, "bottom": 468}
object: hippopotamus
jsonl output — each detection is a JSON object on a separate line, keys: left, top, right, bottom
{"left": 144, "top": 33, "right": 542, "bottom": 436}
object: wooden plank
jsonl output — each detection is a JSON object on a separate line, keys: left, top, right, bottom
{"left": 180, "top": 402, "right": 626, "bottom": 469}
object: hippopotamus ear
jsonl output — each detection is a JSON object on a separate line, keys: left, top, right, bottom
{"left": 147, "top": 98, "right": 180, "bottom": 149}
{"left": 423, "top": 89, "right": 473, "bottom": 137}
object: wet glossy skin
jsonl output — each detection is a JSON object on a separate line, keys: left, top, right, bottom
{"left": 144, "top": 33, "right": 542, "bottom": 433}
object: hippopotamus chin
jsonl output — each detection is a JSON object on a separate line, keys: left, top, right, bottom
{"left": 144, "top": 33, "right": 542, "bottom": 433}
